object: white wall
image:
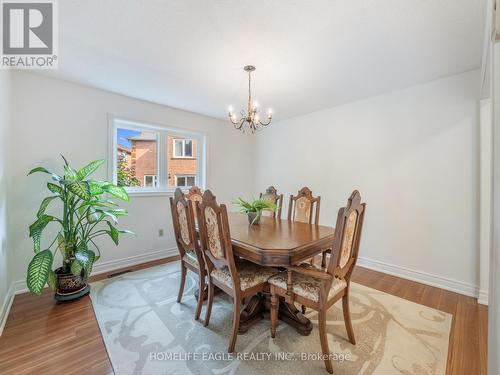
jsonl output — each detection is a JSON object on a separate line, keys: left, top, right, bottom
{"left": 0, "top": 70, "right": 12, "bottom": 333}
{"left": 8, "top": 71, "right": 254, "bottom": 286}
{"left": 255, "top": 70, "right": 480, "bottom": 295}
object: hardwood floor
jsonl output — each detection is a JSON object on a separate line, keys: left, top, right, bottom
{"left": 0, "top": 258, "right": 488, "bottom": 375}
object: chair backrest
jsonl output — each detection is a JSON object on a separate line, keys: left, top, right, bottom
{"left": 259, "top": 186, "right": 283, "bottom": 219}
{"left": 186, "top": 186, "right": 203, "bottom": 221}
{"left": 327, "top": 190, "right": 366, "bottom": 281}
{"left": 169, "top": 188, "right": 204, "bottom": 268}
{"left": 196, "top": 190, "right": 241, "bottom": 288}
{"left": 287, "top": 187, "right": 321, "bottom": 224}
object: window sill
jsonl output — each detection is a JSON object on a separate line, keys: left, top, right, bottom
{"left": 125, "top": 188, "right": 197, "bottom": 198}
{"left": 126, "top": 189, "right": 176, "bottom": 198}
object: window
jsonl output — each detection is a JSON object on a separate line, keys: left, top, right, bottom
{"left": 175, "top": 175, "right": 196, "bottom": 187}
{"left": 110, "top": 117, "right": 206, "bottom": 194}
{"left": 173, "top": 138, "right": 193, "bottom": 158}
{"left": 144, "top": 175, "right": 157, "bottom": 187}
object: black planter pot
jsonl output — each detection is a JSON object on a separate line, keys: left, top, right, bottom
{"left": 54, "top": 267, "right": 90, "bottom": 302}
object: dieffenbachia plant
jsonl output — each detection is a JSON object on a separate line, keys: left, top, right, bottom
{"left": 27, "top": 156, "right": 133, "bottom": 295}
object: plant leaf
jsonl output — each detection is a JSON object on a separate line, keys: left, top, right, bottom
{"left": 56, "top": 234, "right": 66, "bottom": 258}
{"left": 118, "top": 229, "right": 135, "bottom": 235}
{"left": 26, "top": 249, "right": 53, "bottom": 295}
{"left": 66, "top": 180, "right": 91, "bottom": 200}
{"left": 106, "top": 208, "right": 128, "bottom": 217}
{"left": 47, "top": 182, "right": 64, "bottom": 196}
{"left": 76, "top": 159, "right": 105, "bottom": 181}
{"left": 64, "top": 164, "right": 77, "bottom": 181}
{"left": 37, "top": 196, "right": 57, "bottom": 218}
{"left": 96, "top": 210, "right": 118, "bottom": 223}
{"left": 106, "top": 221, "right": 120, "bottom": 245}
{"left": 88, "top": 180, "right": 111, "bottom": 196}
{"left": 75, "top": 248, "right": 96, "bottom": 276}
{"left": 28, "top": 167, "right": 51, "bottom": 175}
{"left": 29, "top": 215, "right": 54, "bottom": 253}
{"left": 70, "top": 259, "right": 83, "bottom": 276}
{"left": 102, "top": 184, "right": 129, "bottom": 202}
{"left": 47, "top": 269, "right": 57, "bottom": 291}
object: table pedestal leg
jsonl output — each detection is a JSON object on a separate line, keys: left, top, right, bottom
{"left": 237, "top": 292, "right": 313, "bottom": 336}
{"left": 278, "top": 298, "right": 313, "bottom": 336}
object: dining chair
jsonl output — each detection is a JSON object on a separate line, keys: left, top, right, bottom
{"left": 196, "top": 190, "right": 279, "bottom": 353}
{"left": 186, "top": 185, "right": 203, "bottom": 221}
{"left": 269, "top": 190, "right": 366, "bottom": 374}
{"left": 259, "top": 186, "right": 283, "bottom": 219}
{"left": 169, "top": 188, "right": 206, "bottom": 321}
{"left": 288, "top": 187, "right": 329, "bottom": 269}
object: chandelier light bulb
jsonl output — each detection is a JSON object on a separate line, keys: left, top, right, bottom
{"left": 228, "top": 105, "right": 233, "bottom": 113}
{"left": 268, "top": 108, "right": 273, "bottom": 118}
{"left": 254, "top": 100, "right": 259, "bottom": 108}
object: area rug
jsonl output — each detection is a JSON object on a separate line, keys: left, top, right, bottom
{"left": 89, "top": 261, "right": 452, "bottom": 375}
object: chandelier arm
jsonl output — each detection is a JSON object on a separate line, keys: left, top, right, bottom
{"left": 235, "top": 117, "right": 245, "bottom": 130}
{"left": 257, "top": 118, "right": 272, "bottom": 126}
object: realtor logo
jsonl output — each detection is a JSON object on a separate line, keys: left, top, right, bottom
{"left": 1, "top": 0, "right": 58, "bottom": 69}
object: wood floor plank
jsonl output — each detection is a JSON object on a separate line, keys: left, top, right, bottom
{"left": 0, "top": 260, "right": 487, "bottom": 375}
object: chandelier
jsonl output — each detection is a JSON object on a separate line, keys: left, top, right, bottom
{"left": 228, "top": 65, "right": 273, "bottom": 132}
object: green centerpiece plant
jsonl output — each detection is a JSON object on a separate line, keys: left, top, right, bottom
{"left": 233, "top": 197, "right": 277, "bottom": 224}
{"left": 27, "top": 156, "right": 133, "bottom": 301}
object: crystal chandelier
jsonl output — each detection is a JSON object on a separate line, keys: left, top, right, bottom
{"left": 228, "top": 65, "right": 273, "bottom": 132}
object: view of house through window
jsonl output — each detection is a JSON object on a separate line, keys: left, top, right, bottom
{"left": 116, "top": 128, "right": 158, "bottom": 188}
{"left": 167, "top": 136, "right": 198, "bottom": 188}
{"left": 114, "top": 123, "right": 202, "bottom": 190}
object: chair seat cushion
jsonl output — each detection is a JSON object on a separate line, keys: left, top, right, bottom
{"left": 268, "top": 264, "right": 347, "bottom": 302}
{"left": 211, "top": 260, "right": 279, "bottom": 291}
{"left": 182, "top": 250, "right": 199, "bottom": 268}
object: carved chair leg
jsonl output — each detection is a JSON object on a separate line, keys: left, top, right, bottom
{"left": 194, "top": 272, "right": 205, "bottom": 320}
{"left": 177, "top": 263, "right": 187, "bottom": 303}
{"left": 318, "top": 309, "right": 333, "bottom": 374}
{"left": 228, "top": 296, "right": 241, "bottom": 353}
{"left": 301, "top": 305, "right": 306, "bottom": 315}
{"left": 342, "top": 293, "right": 356, "bottom": 345}
{"left": 270, "top": 293, "right": 279, "bottom": 338}
{"left": 204, "top": 277, "right": 215, "bottom": 327}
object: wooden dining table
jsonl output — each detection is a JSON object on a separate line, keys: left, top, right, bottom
{"left": 226, "top": 212, "right": 335, "bottom": 336}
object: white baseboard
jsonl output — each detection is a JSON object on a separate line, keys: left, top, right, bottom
{"left": 92, "top": 247, "right": 178, "bottom": 275}
{"left": 0, "top": 248, "right": 178, "bottom": 335}
{"left": 357, "top": 256, "right": 480, "bottom": 299}
{"left": 478, "top": 289, "right": 489, "bottom": 305}
{"left": 0, "top": 284, "right": 16, "bottom": 336}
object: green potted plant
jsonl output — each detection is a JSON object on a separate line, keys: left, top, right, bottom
{"left": 233, "top": 197, "right": 277, "bottom": 224}
{"left": 27, "top": 156, "right": 133, "bottom": 301}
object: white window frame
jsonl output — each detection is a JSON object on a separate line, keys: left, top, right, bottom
{"left": 143, "top": 175, "right": 157, "bottom": 187}
{"left": 175, "top": 175, "right": 196, "bottom": 187}
{"left": 108, "top": 115, "right": 207, "bottom": 196}
{"left": 173, "top": 138, "right": 194, "bottom": 158}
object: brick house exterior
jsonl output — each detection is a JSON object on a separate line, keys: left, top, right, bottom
{"left": 167, "top": 136, "right": 197, "bottom": 187}
{"left": 126, "top": 132, "right": 157, "bottom": 186}
{"left": 123, "top": 133, "right": 197, "bottom": 187}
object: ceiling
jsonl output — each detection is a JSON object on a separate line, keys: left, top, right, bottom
{"left": 41, "top": 0, "right": 486, "bottom": 121}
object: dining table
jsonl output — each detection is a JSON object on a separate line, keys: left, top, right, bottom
{"left": 225, "top": 212, "right": 335, "bottom": 336}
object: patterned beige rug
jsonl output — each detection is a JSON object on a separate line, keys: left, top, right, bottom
{"left": 90, "top": 261, "right": 452, "bottom": 375}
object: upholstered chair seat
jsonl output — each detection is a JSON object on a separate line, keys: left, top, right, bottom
{"left": 268, "top": 267, "right": 347, "bottom": 303}
{"left": 211, "top": 260, "right": 279, "bottom": 291}
{"left": 182, "top": 250, "right": 199, "bottom": 268}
